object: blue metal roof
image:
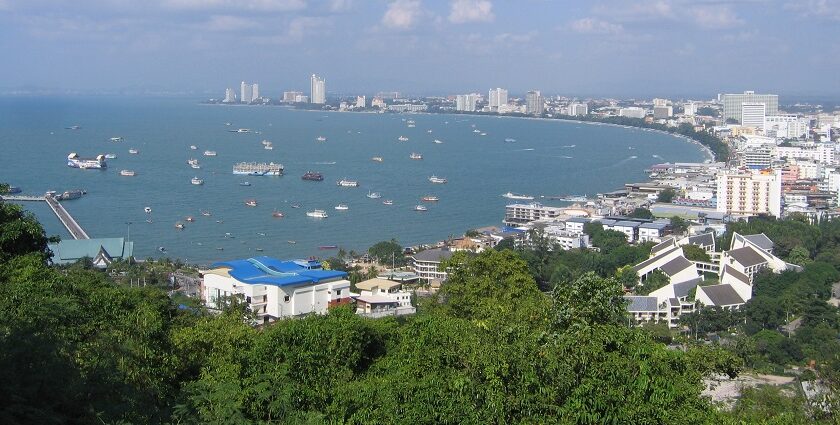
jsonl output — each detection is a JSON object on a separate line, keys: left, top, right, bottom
{"left": 209, "top": 256, "right": 347, "bottom": 287}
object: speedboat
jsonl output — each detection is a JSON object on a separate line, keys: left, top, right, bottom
{"left": 105, "top": 153, "right": 117, "bottom": 159}
{"left": 398, "top": 136, "right": 408, "bottom": 142}
{"left": 433, "top": 139, "right": 443, "bottom": 144}
{"left": 414, "top": 205, "right": 428, "bottom": 211}
{"left": 371, "top": 156, "right": 383, "bottom": 162}
{"left": 261, "top": 140, "right": 271, "bottom": 146}
{"left": 110, "top": 137, "right": 124, "bottom": 142}
{"left": 383, "top": 200, "right": 394, "bottom": 205}
{"left": 144, "top": 207, "right": 152, "bottom": 214}
{"left": 291, "top": 204, "right": 301, "bottom": 209}
{"left": 337, "top": 178, "right": 359, "bottom": 187}
{"left": 191, "top": 177, "right": 204, "bottom": 185}
{"left": 306, "top": 209, "right": 328, "bottom": 218}
{"left": 316, "top": 136, "right": 327, "bottom": 142}
{"left": 272, "top": 210, "right": 284, "bottom": 218}
{"left": 427, "top": 129, "right": 433, "bottom": 133}
{"left": 120, "top": 170, "right": 136, "bottom": 177}
{"left": 240, "top": 181, "right": 251, "bottom": 186}
{"left": 473, "top": 129, "right": 481, "bottom": 133}
{"left": 421, "top": 196, "right": 439, "bottom": 202}
{"left": 264, "top": 145, "right": 273, "bottom": 150}
{"left": 191, "top": 164, "right": 201, "bottom": 169}
{"left": 409, "top": 152, "right": 422, "bottom": 160}
{"left": 158, "top": 246, "right": 166, "bottom": 252}
{"left": 366, "top": 191, "right": 382, "bottom": 199}
{"left": 190, "top": 145, "right": 197, "bottom": 150}
{"left": 128, "top": 149, "right": 139, "bottom": 154}
{"left": 287, "top": 240, "right": 297, "bottom": 244}
{"left": 200, "top": 210, "right": 211, "bottom": 216}
{"left": 175, "top": 222, "right": 185, "bottom": 229}
{"left": 188, "top": 158, "right": 199, "bottom": 165}
{"left": 335, "top": 204, "right": 349, "bottom": 211}
{"left": 429, "top": 175, "right": 447, "bottom": 184}
{"left": 203, "top": 150, "right": 217, "bottom": 156}
{"left": 319, "top": 245, "right": 338, "bottom": 250}
{"left": 185, "top": 216, "right": 194, "bottom": 222}
{"left": 245, "top": 199, "right": 257, "bottom": 207}
{"left": 480, "top": 132, "right": 487, "bottom": 136}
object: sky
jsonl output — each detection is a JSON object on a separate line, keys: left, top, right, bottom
{"left": 1, "top": 0, "right": 839, "bottom": 98}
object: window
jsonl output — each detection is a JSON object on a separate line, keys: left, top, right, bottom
{"left": 336, "top": 289, "right": 342, "bottom": 296}
{"left": 284, "top": 295, "right": 290, "bottom": 302}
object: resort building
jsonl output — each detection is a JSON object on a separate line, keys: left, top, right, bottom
{"left": 715, "top": 168, "right": 782, "bottom": 218}
{"left": 721, "top": 91, "right": 779, "bottom": 123}
{"left": 200, "top": 257, "right": 351, "bottom": 323}
{"left": 411, "top": 248, "right": 454, "bottom": 281}
{"left": 503, "top": 202, "right": 565, "bottom": 226}
{"left": 354, "top": 278, "right": 415, "bottom": 317}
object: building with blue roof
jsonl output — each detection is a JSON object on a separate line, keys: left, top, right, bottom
{"left": 201, "top": 256, "right": 351, "bottom": 323}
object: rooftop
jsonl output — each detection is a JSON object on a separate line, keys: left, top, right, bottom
{"left": 412, "top": 248, "right": 455, "bottom": 263}
{"left": 625, "top": 296, "right": 660, "bottom": 312}
{"left": 48, "top": 237, "right": 133, "bottom": 264}
{"left": 699, "top": 284, "right": 746, "bottom": 307}
{"left": 356, "top": 278, "right": 402, "bottom": 292}
{"left": 727, "top": 246, "right": 767, "bottom": 268}
{"left": 208, "top": 256, "right": 347, "bottom": 287}
{"left": 660, "top": 256, "right": 694, "bottom": 277}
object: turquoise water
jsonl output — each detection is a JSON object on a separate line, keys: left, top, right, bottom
{"left": 0, "top": 97, "right": 703, "bottom": 264}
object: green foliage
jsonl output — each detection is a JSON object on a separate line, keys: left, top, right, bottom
{"left": 0, "top": 199, "right": 53, "bottom": 262}
{"left": 367, "top": 239, "right": 406, "bottom": 267}
{"left": 551, "top": 272, "right": 627, "bottom": 330}
{"left": 682, "top": 244, "right": 711, "bottom": 262}
{"left": 629, "top": 207, "right": 654, "bottom": 219}
{"left": 657, "top": 188, "right": 676, "bottom": 203}
{"left": 670, "top": 215, "right": 688, "bottom": 234}
{"left": 724, "top": 385, "right": 812, "bottom": 424}
{"left": 637, "top": 269, "right": 669, "bottom": 295}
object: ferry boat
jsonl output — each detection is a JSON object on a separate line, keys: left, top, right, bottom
{"left": 203, "top": 150, "right": 217, "bottom": 156}
{"left": 190, "top": 145, "right": 197, "bottom": 150}
{"left": 191, "top": 177, "right": 204, "bottom": 185}
{"left": 335, "top": 204, "right": 349, "bottom": 211}
{"left": 302, "top": 171, "right": 324, "bottom": 181}
{"left": 409, "top": 153, "right": 423, "bottom": 160}
{"left": 175, "top": 222, "right": 185, "bottom": 230}
{"left": 67, "top": 153, "right": 107, "bottom": 169}
{"left": 272, "top": 210, "right": 284, "bottom": 218}
{"left": 502, "top": 192, "right": 534, "bottom": 200}
{"left": 128, "top": 149, "right": 139, "bottom": 154}
{"left": 414, "top": 205, "right": 428, "bottom": 212}
{"left": 421, "top": 196, "right": 439, "bottom": 202}
{"left": 104, "top": 153, "right": 117, "bottom": 159}
{"left": 244, "top": 199, "right": 258, "bottom": 207}
{"left": 337, "top": 178, "right": 359, "bottom": 187}
{"left": 383, "top": 200, "right": 393, "bottom": 205}
{"left": 144, "top": 207, "right": 152, "bottom": 214}
{"left": 232, "top": 162, "right": 283, "bottom": 176}
{"left": 371, "top": 156, "right": 383, "bottom": 162}
{"left": 366, "top": 191, "right": 382, "bottom": 199}
{"left": 120, "top": 169, "right": 136, "bottom": 177}
{"left": 429, "top": 175, "right": 447, "bottom": 184}
{"left": 316, "top": 136, "right": 327, "bottom": 142}
{"left": 109, "top": 137, "right": 123, "bottom": 142}
{"left": 397, "top": 136, "right": 409, "bottom": 141}
{"left": 433, "top": 139, "right": 443, "bottom": 144}
{"left": 306, "top": 209, "right": 328, "bottom": 218}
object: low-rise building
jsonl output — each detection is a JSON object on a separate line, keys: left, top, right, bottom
{"left": 48, "top": 237, "right": 134, "bottom": 268}
{"left": 504, "top": 202, "right": 564, "bottom": 226}
{"left": 411, "top": 248, "right": 455, "bottom": 280}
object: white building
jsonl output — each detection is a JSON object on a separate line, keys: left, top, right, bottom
{"left": 716, "top": 169, "right": 782, "bottom": 218}
{"left": 653, "top": 98, "right": 668, "bottom": 107}
{"left": 355, "top": 96, "right": 366, "bottom": 108}
{"left": 503, "top": 202, "right": 564, "bottom": 226}
{"left": 353, "top": 278, "right": 415, "bottom": 317}
{"left": 240, "top": 81, "right": 253, "bottom": 104}
{"left": 488, "top": 88, "right": 508, "bottom": 110}
{"left": 764, "top": 115, "right": 809, "bottom": 139}
{"left": 774, "top": 144, "right": 836, "bottom": 165}
{"left": 525, "top": 90, "right": 544, "bottom": 115}
{"left": 456, "top": 93, "right": 480, "bottom": 112}
{"left": 411, "top": 248, "right": 454, "bottom": 281}
{"left": 567, "top": 103, "right": 588, "bottom": 116}
{"left": 310, "top": 74, "right": 326, "bottom": 104}
{"left": 740, "top": 146, "right": 773, "bottom": 170}
{"left": 722, "top": 90, "right": 779, "bottom": 123}
{"left": 201, "top": 257, "right": 351, "bottom": 324}
{"left": 683, "top": 102, "right": 697, "bottom": 116}
{"left": 619, "top": 107, "right": 646, "bottom": 119}
{"left": 251, "top": 83, "right": 260, "bottom": 101}
{"left": 542, "top": 225, "right": 590, "bottom": 250}
{"left": 741, "top": 102, "right": 767, "bottom": 132}
{"left": 283, "top": 91, "right": 303, "bottom": 102}
{"left": 223, "top": 88, "right": 236, "bottom": 103}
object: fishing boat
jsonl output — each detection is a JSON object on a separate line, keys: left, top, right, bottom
{"left": 337, "top": 178, "right": 359, "bottom": 187}
{"left": 421, "top": 196, "right": 439, "bottom": 202}
{"left": 334, "top": 204, "right": 349, "bottom": 211}
{"left": 316, "top": 136, "right": 327, "bottom": 142}
{"left": 144, "top": 207, "right": 152, "bottom": 214}
{"left": 185, "top": 216, "right": 195, "bottom": 222}
{"left": 383, "top": 200, "right": 394, "bottom": 205}
{"left": 429, "top": 175, "right": 447, "bottom": 184}
{"left": 110, "top": 137, "right": 124, "bottom": 142}
{"left": 414, "top": 205, "right": 428, "bottom": 211}
{"left": 366, "top": 191, "right": 382, "bottom": 199}
{"left": 501, "top": 192, "right": 534, "bottom": 200}
{"left": 120, "top": 169, "right": 136, "bottom": 177}
{"left": 306, "top": 209, "right": 328, "bottom": 218}
{"left": 371, "top": 156, "right": 383, "bottom": 162}
{"left": 128, "top": 149, "right": 139, "bottom": 154}
{"left": 203, "top": 150, "right": 217, "bottom": 156}
{"left": 272, "top": 210, "right": 284, "bottom": 218}
{"left": 409, "top": 153, "right": 423, "bottom": 160}
{"left": 397, "top": 136, "right": 409, "bottom": 142}
{"left": 191, "top": 177, "right": 204, "bottom": 185}
{"left": 175, "top": 222, "right": 185, "bottom": 230}
{"left": 245, "top": 199, "right": 258, "bottom": 207}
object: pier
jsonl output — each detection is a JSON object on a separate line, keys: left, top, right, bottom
{"left": 2, "top": 194, "right": 90, "bottom": 240}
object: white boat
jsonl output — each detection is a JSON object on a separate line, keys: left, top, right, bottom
{"left": 203, "top": 150, "right": 217, "bottom": 156}
{"left": 480, "top": 132, "right": 487, "bottom": 136}
{"left": 504, "top": 138, "right": 516, "bottom": 142}
{"left": 383, "top": 200, "right": 393, "bottom": 205}
{"left": 473, "top": 129, "right": 481, "bottom": 133}
{"left": 191, "top": 164, "right": 201, "bottom": 169}
{"left": 414, "top": 205, "right": 428, "bottom": 212}
{"left": 264, "top": 145, "right": 273, "bottom": 150}
{"left": 306, "top": 209, "right": 329, "bottom": 218}
{"left": 427, "top": 129, "right": 433, "bottom": 133}
{"left": 398, "top": 136, "right": 409, "bottom": 142}
{"left": 409, "top": 152, "right": 423, "bottom": 160}
{"left": 104, "top": 153, "right": 117, "bottom": 159}
{"left": 433, "top": 139, "right": 443, "bottom": 144}
{"left": 128, "top": 149, "right": 139, "bottom": 154}
{"left": 175, "top": 222, "right": 185, "bottom": 230}
{"left": 407, "top": 123, "right": 415, "bottom": 128}
{"left": 261, "top": 140, "right": 271, "bottom": 146}
{"left": 188, "top": 158, "right": 199, "bottom": 165}
{"left": 421, "top": 196, "right": 439, "bottom": 202}
{"left": 67, "top": 153, "right": 107, "bottom": 169}
{"left": 337, "top": 178, "right": 359, "bottom": 187}
{"left": 120, "top": 169, "right": 136, "bottom": 177}
{"left": 190, "top": 145, "right": 197, "bottom": 150}
{"left": 367, "top": 191, "right": 382, "bottom": 199}
{"left": 334, "top": 204, "right": 349, "bottom": 211}
{"left": 144, "top": 207, "right": 152, "bottom": 213}
{"left": 371, "top": 156, "right": 383, "bottom": 162}
{"left": 502, "top": 192, "right": 534, "bottom": 200}
{"left": 191, "top": 177, "right": 204, "bottom": 185}
{"left": 110, "top": 137, "right": 124, "bottom": 142}
{"left": 429, "top": 175, "right": 447, "bottom": 184}
{"left": 316, "top": 136, "right": 327, "bottom": 142}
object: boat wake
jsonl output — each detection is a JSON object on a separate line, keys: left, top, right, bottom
{"left": 651, "top": 154, "right": 663, "bottom": 159}
{"left": 517, "top": 148, "right": 536, "bottom": 151}
{"left": 561, "top": 144, "right": 576, "bottom": 148}
{"left": 315, "top": 161, "right": 337, "bottom": 165}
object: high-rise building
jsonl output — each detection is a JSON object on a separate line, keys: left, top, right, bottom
{"left": 653, "top": 106, "right": 673, "bottom": 119}
{"left": 455, "top": 93, "right": 480, "bottom": 112}
{"left": 653, "top": 98, "right": 668, "bottom": 107}
{"left": 310, "top": 74, "right": 326, "bottom": 104}
{"left": 223, "top": 88, "right": 236, "bottom": 103}
{"left": 525, "top": 90, "right": 544, "bottom": 115}
{"left": 355, "top": 96, "right": 366, "bottom": 108}
{"left": 764, "top": 115, "right": 809, "bottom": 139}
{"left": 240, "top": 81, "right": 252, "bottom": 104}
{"left": 619, "top": 107, "right": 646, "bottom": 119}
{"left": 683, "top": 102, "right": 697, "bottom": 116}
{"left": 716, "top": 169, "right": 782, "bottom": 218}
{"left": 283, "top": 91, "right": 304, "bottom": 103}
{"left": 741, "top": 102, "right": 766, "bottom": 132}
{"left": 251, "top": 83, "right": 260, "bottom": 101}
{"left": 567, "top": 103, "right": 588, "bottom": 116}
{"left": 488, "top": 88, "right": 508, "bottom": 110}
{"left": 722, "top": 91, "right": 778, "bottom": 123}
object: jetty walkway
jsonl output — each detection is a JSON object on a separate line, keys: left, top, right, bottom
{"left": 2, "top": 194, "right": 90, "bottom": 240}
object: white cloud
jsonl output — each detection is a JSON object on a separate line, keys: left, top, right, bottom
{"left": 202, "top": 15, "right": 256, "bottom": 31}
{"left": 381, "top": 0, "right": 422, "bottom": 30}
{"left": 246, "top": 16, "right": 330, "bottom": 44}
{"left": 688, "top": 5, "right": 743, "bottom": 29}
{"left": 448, "top": 0, "right": 493, "bottom": 23}
{"left": 569, "top": 17, "right": 623, "bottom": 35}
{"left": 785, "top": 0, "right": 840, "bottom": 21}
{"left": 161, "top": 0, "right": 307, "bottom": 12}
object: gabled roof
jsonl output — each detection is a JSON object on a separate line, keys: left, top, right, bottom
{"left": 673, "top": 277, "right": 701, "bottom": 298}
{"left": 699, "top": 284, "right": 745, "bottom": 307}
{"left": 209, "top": 256, "right": 347, "bottom": 287}
{"left": 660, "top": 256, "right": 694, "bottom": 277}
{"left": 687, "top": 232, "right": 715, "bottom": 248}
{"left": 651, "top": 238, "right": 676, "bottom": 255}
{"left": 633, "top": 245, "right": 680, "bottom": 272}
{"left": 625, "top": 296, "right": 660, "bottom": 312}
{"left": 727, "top": 246, "right": 768, "bottom": 267}
{"left": 721, "top": 264, "right": 751, "bottom": 285}
{"left": 412, "top": 248, "right": 455, "bottom": 263}
{"left": 744, "top": 233, "right": 774, "bottom": 251}
{"left": 48, "top": 238, "right": 133, "bottom": 264}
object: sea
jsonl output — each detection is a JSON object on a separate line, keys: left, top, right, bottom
{"left": 0, "top": 96, "right": 704, "bottom": 265}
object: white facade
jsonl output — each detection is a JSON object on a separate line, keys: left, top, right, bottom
{"left": 503, "top": 202, "right": 564, "bottom": 225}
{"left": 542, "top": 225, "right": 589, "bottom": 250}
{"left": 310, "top": 74, "right": 326, "bottom": 104}
{"left": 488, "top": 88, "right": 508, "bottom": 109}
{"left": 722, "top": 91, "right": 779, "bottom": 123}
{"left": 456, "top": 93, "right": 480, "bottom": 112}
{"left": 716, "top": 169, "right": 782, "bottom": 218}
{"left": 251, "top": 83, "right": 259, "bottom": 101}
{"left": 619, "top": 107, "right": 646, "bottom": 119}
{"left": 223, "top": 88, "right": 236, "bottom": 103}
{"left": 741, "top": 102, "right": 766, "bottom": 132}
{"left": 283, "top": 91, "right": 303, "bottom": 102}
{"left": 240, "top": 81, "right": 253, "bottom": 104}
{"left": 683, "top": 102, "right": 697, "bottom": 116}
{"left": 355, "top": 96, "right": 366, "bottom": 108}
{"left": 765, "top": 115, "right": 809, "bottom": 139}
{"left": 774, "top": 145, "right": 836, "bottom": 165}
{"left": 568, "top": 103, "right": 588, "bottom": 116}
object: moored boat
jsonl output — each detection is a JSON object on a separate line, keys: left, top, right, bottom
{"left": 502, "top": 192, "right": 534, "bottom": 200}
{"left": 120, "top": 169, "right": 136, "bottom": 177}
{"left": 429, "top": 175, "right": 447, "bottom": 184}
{"left": 366, "top": 191, "right": 382, "bottom": 199}
{"left": 245, "top": 199, "right": 258, "bottom": 207}
{"left": 421, "top": 196, "right": 439, "bottom": 202}
{"left": 302, "top": 171, "right": 324, "bottom": 181}
{"left": 306, "top": 209, "right": 328, "bottom": 218}
{"left": 191, "top": 177, "right": 204, "bottom": 185}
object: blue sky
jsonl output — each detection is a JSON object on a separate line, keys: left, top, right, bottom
{"left": 1, "top": 0, "right": 838, "bottom": 98}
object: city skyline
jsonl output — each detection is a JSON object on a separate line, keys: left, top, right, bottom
{"left": 1, "top": 0, "right": 839, "bottom": 97}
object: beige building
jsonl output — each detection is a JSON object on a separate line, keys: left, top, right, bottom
{"left": 716, "top": 169, "right": 782, "bottom": 218}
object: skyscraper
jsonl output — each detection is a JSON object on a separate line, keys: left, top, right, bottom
{"left": 488, "top": 88, "right": 508, "bottom": 110}
{"left": 741, "top": 102, "right": 766, "bottom": 132}
{"left": 223, "top": 88, "right": 236, "bottom": 103}
{"left": 456, "top": 94, "right": 480, "bottom": 112}
{"left": 683, "top": 102, "right": 697, "bottom": 116}
{"left": 722, "top": 91, "right": 778, "bottom": 123}
{"left": 251, "top": 83, "right": 260, "bottom": 101}
{"left": 310, "top": 74, "right": 326, "bottom": 104}
{"left": 525, "top": 90, "right": 544, "bottom": 115}
{"left": 240, "top": 81, "right": 252, "bottom": 104}
{"left": 567, "top": 103, "right": 588, "bottom": 116}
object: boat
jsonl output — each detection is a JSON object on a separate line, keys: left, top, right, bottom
{"left": 191, "top": 164, "right": 201, "bottom": 169}
{"left": 371, "top": 156, "right": 383, "bottom": 162}
{"left": 272, "top": 210, "right": 284, "bottom": 218}
{"left": 366, "top": 191, "right": 382, "bottom": 199}
{"left": 203, "top": 150, "right": 217, "bottom": 156}
{"left": 255, "top": 248, "right": 264, "bottom": 252}
{"left": 291, "top": 204, "right": 301, "bottom": 209}
{"left": 245, "top": 199, "right": 258, "bottom": 207}
{"left": 502, "top": 192, "right": 534, "bottom": 200}
{"left": 261, "top": 140, "right": 271, "bottom": 146}
{"left": 319, "top": 245, "right": 338, "bottom": 250}
{"left": 287, "top": 240, "right": 297, "bottom": 244}
{"left": 128, "top": 149, "right": 138, "bottom": 154}
{"left": 158, "top": 246, "right": 166, "bottom": 252}
{"left": 480, "top": 132, "right": 487, "bottom": 136}
{"left": 200, "top": 210, "right": 211, "bottom": 216}
{"left": 302, "top": 171, "right": 324, "bottom": 181}
{"left": 504, "top": 138, "right": 516, "bottom": 142}
{"left": 144, "top": 207, "right": 152, "bottom": 214}
{"left": 185, "top": 216, "right": 195, "bottom": 222}
{"left": 337, "top": 178, "right": 359, "bottom": 187}
{"left": 429, "top": 175, "right": 447, "bottom": 184}
{"left": 216, "top": 247, "right": 224, "bottom": 251}
{"left": 421, "top": 196, "right": 439, "bottom": 202}
{"left": 3, "top": 186, "right": 22, "bottom": 194}
{"left": 382, "top": 200, "right": 393, "bottom": 205}
{"left": 427, "top": 129, "right": 433, "bottom": 133}
{"left": 120, "top": 169, "right": 136, "bottom": 177}
{"left": 306, "top": 209, "right": 329, "bottom": 218}
{"left": 397, "top": 136, "right": 409, "bottom": 141}
{"left": 414, "top": 205, "right": 428, "bottom": 211}
{"left": 191, "top": 177, "right": 204, "bottom": 185}
{"left": 407, "top": 123, "right": 415, "bottom": 128}
{"left": 407, "top": 120, "right": 415, "bottom": 125}
{"left": 188, "top": 158, "right": 199, "bottom": 165}
{"left": 104, "top": 153, "right": 117, "bottom": 159}
{"left": 190, "top": 145, "right": 197, "bottom": 150}
{"left": 473, "top": 129, "right": 481, "bottom": 133}
{"left": 67, "top": 153, "right": 107, "bottom": 169}
{"left": 316, "top": 136, "right": 327, "bottom": 142}
{"left": 225, "top": 122, "right": 231, "bottom": 126}
{"left": 228, "top": 128, "right": 250, "bottom": 133}
{"left": 109, "top": 137, "right": 123, "bottom": 142}
{"left": 409, "top": 153, "right": 423, "bottom": 160}
{"left": 233, "top": 162, "right": 283, "bottom": 176}
{"left": 433, "top": 139, "right": 443, "bottom": 144}
{"left": 175, "top": 222, "right": 185, "bottom": 230}
{"left": 65, "top": 125, "right": 81, "bottom": 130}
{"left": 240, "top": 181, "right": 251, "bottom": 186}
{"left": 335, "top": 204, "right": 349, "bottom": 211}
{"left": 264, "top": 144, "right": 273, "bottom": 150}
